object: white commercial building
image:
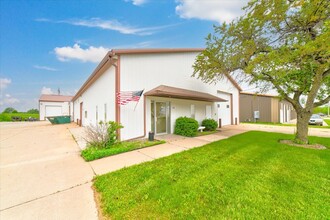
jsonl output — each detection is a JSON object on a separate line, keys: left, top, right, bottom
{"left": 39, "top": 95, "right": 73, "bottom": 121}
{"left": 72, "top": 49, "right": 241, "bottom": 141}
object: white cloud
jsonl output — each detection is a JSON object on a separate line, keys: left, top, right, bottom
{"left": 41, "top": 86, "right": 55, "bottom": 95}
{"left": 125, "top": 0, "right": 147, "bottom": 6}
{"left": 0, "top": 78, "right": 11, "bottom": 90}
{"left": 0, "top": 94, "right": 20, "bottom": 106}
{"left": 54, "top": 44, "right": 109, "bottom": 63}
{"left": 175, "top": 0, "right": 248, "bottom": 23}
{"left": 37, "top": 17, "right": 174, "bottom": 35}
{"left": 33, "top": 65, "right": 58, "bottom": 71}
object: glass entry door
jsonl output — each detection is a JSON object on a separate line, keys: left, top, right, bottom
{"left": 151, "top": 101, "right": 170, "bottom": 134}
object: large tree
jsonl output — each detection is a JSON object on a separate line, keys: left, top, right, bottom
{"left": 193, "top": 0, "right": 330, "bottom": 144}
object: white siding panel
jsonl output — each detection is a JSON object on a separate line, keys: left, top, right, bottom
{"left": 120, "top": 52, "right": 239, "bottom": 140}
{"left": 73, "top": 67, "right": 116, "bottom": 126}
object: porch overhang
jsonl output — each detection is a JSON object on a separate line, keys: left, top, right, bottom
{"left": 144, "top": 85, "right": 227, "bottom": 102}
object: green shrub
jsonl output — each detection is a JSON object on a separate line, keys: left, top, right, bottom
{"left": 202, "top": 118, "right": 218, "bottom": 131}
{"left": 174, "top": 117, "right": 198, "bottom": 137}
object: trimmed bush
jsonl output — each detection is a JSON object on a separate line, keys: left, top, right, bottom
{"left": 202, "top": 118, "right": 218, "bottom": 131}
{"left": 174, "top": 117, "right": 199, "bottom": 137}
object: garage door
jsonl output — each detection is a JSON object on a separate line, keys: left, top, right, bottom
{"left": 45, "top": 106, "right": 62, "bottom": 117}
{"left": 217, "top": 92, "right": 232, "bottom": 126}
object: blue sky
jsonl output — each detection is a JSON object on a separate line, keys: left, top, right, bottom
{"left": 0, "top": 0, "right": 248, "bottom": 112}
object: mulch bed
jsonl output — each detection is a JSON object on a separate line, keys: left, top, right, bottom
{"left": 279, "top": 140, "right": 327, "bottom": 150}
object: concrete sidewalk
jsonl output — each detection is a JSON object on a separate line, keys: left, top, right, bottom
{"left": 71, "top": 127, "right": 247, "bottom": 176}
{"left": 71, "top": 123, "right": 329, "bottom": 176}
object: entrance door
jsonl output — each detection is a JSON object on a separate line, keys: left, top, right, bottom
{"left": 217, "top": 92, "right": 232, "bottom": 126}
{"left": 79, "top": 102, "right": 83, "bottom": 126}
{"left": 151, "top": 101, "right": 170, "bottom": 134}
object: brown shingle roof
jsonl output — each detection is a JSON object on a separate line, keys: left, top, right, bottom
{"left": 144, "top": 85, "right": 227, "bottom": 102}
{"left": 39, "top": 94, "right": 73, "bottom": 102}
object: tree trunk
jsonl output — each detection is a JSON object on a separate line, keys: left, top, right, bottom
{"left": 295, "top": 111, "right": 312, "bottom": 144}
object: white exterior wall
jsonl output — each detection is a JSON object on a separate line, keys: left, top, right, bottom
{"left": 39, "top": 101, "right": 72, "bottom": 120}
{"left": 119, "top": 52, "right": 240, "bottom": 140}
{"left": 146, "top": 97, "right": 216, "bottom": 134}
{"left": 73, "top": 67, "right": 116, "bottom": 126}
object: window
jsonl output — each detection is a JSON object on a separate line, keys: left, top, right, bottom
{"left": 84, "top": 111, "right": 87, "bottom": 118}
{"left": 104, "top": 103, "right": 107, "bottom": 122}
{"left": 96, "top": 105, "right": 98, "bottom": 122}
{"left": 191, "top": 104, "right": 195, "bottom": 119}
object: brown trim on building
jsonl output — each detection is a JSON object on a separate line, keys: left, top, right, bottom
{"left": 227, "top": 75, "right": 242, "bottom": 92}
{"left": 79, "top": 102, "right": 83, "bottom": 126}
{"left": 237, "top": 92, "right": 239, "bottom": 125}
{"left": 144, "top": 85, "right": 227, "bottom": 102}
{"left": 230, "top": 94, "right": 233, "bottom": 125}
{"left": 112, "top": 48, "right": 204, "bottom": 55}
{"left": 72, "top": 52, "right": 115, "bottom": 102}
{"left": 72, "top": 48, "right": 242, "bottom": 103}
{"left": 240, "top": 92, "right": 279, "bottom": 98}
{"left": 39, "top": 94, "right": 73, "bottom": 102}
{"left": 115, "top": 55, "right": 121, "bottom": 140}
{"left": 143, "top": 95, "right": 147, "bottom": 139}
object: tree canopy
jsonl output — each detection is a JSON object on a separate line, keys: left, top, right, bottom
{"left": 2, "top": 107, "right": 17, "bottom": 113}
{"left": 27, "top": 108, "right": 39, "bottom": 114}
{"left": 193, "top": 0, "right": 330, "bottom": 144}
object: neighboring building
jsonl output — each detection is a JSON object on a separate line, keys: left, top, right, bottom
{"left": 39, "top": 95, "right": 73, "bottom": 120}
{"left": 72, "top": 48, "right": 242, "bottom": 141}
{"left": 240, "top": 92, "right": 297, "bottom": 123}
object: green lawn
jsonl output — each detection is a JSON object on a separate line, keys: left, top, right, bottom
{"left": 81, "top": 140, "right": 165, "bottom": 161}
{"left": 324, "top": 119, "right": 330, "bottom": 126}
{"left": 197, "top": 130, "right": 218, "bottom": 136}
{"left": 0, "top": 113, "right": 39, "bottom": 122}
{"left": 94, "top": 131, "right": 330, "bottom": 219}
{"left": 242, "top": 121, "right": 330, "bottom": 129}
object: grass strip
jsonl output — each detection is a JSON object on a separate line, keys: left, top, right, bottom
{"left": 81, "top": 140, "right": 165, "bottom": 161}
{"left": 94, "top": 131, "right": 330, "bottom": 219}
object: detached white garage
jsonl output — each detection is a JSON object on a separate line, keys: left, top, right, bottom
{"left": 39, "top": 95, "right": 73, "bottom": 121}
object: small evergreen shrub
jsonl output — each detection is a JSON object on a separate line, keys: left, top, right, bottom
{"left": 174, "top": 117, "right": 199, "bottom": 137}
{"left": 202, "top": 118, "right": 218, "bottom": 131}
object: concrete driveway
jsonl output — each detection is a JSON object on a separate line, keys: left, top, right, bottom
{"left": 1, "top": 121, "right": 328, "bottom": 219}
{"left": 233, "top": 123, "right": 330, "bottom": 138}
{"left": 0, "top": 122, "right": 97, "bottom": 220}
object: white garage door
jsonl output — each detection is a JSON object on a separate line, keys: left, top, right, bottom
{"left": 217, "top": 92, "right": 232, "bottom": 126}
{"left": 45, "top": 106, "right": 62, "bottom": 117}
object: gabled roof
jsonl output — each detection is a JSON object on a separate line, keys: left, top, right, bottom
{"left": 144, "top": 85, "right": 227, "bottom": 102}
{"left": 39, "top": 94, "right": 73, "bottom": 102}
{"left": 111, "top": 48, "right": 205, "bottom": 55}
{"left": 72, "top": 48, "right": 242, "bottom": 101}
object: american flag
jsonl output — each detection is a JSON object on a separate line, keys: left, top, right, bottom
{"left": 116, "top": 90, "right": 144, "bottom": 105}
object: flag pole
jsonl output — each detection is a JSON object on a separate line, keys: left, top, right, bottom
{"left": 134, "top": 89, "right": 144, "bottom": 111}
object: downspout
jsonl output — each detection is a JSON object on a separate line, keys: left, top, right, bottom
{"left": 113, "top": 54, "right": 121, "bottom": 141}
